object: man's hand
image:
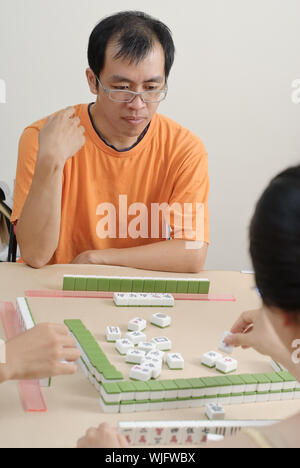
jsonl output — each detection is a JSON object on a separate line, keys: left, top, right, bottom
{"left": 77, "top": 423, "right": 129, "bottom": 448}
{"left": 4, "top": 323, "right": 81, "bottom": 381}
{"left": 224, "top": 308, "right": 289, "bottom": 364}
{"left": 38, "top": 106, "right": 86, "bottom": 166}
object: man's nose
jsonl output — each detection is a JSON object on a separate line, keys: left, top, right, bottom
{"left": 127, "top": 94, "right": 146, "bottom": 109}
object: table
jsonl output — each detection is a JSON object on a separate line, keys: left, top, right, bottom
{"left": 0, "top": 263, "right": 298, "bottom": 448}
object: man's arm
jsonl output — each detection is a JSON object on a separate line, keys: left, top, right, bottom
{"left": 71, "top": 240, "right": 208, "bottom": 273}
{"left": 16, "top": 107, "right": 85, "bottom": 268}
{"left": 16, "top": 157, "right": 64, "bottom": 268}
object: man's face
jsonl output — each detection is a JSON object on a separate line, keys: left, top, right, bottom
{"left": 94, "top": 40, "right": 166, "bottom": 138}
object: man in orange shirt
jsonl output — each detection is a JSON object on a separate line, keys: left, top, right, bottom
{"left": 12, "top": 11, "right": 209, "bottom": 273}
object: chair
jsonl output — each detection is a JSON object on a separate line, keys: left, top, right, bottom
{"left": 0, "top": 186, "right": 17, "bottom": 262}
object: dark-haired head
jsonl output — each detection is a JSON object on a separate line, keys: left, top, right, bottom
{"left": 250, "top": 165, "right": 300, "bottom": 320}
{"left": 88, "top": 11, "right": 175, "bottom": 85}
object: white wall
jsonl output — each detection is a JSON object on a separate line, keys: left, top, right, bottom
{"left": 0, "top": 0, "right": 299, "bottom": 270}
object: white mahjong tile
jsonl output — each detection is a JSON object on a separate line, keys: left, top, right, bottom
{"left": 281, "top": 392, "right": 295, "bottom": 401}
{"left": 149, "top": 401, "right": 164, "bottom": 411}
{"left": 128, "top": 317, "right": 147, "bottom": 332}
{"left": 135, "top": 427, "right": 151, "bottom": 445}
{"left": 135, "top": 401, "right": 150, "bottom": 413}
{"left": 149, "top": 426, "right": 167, "bottom": 445}
{"left": 143, "top": 362, "right": 161, "bottom": 379}
{"left": 126, "top": 348, "right": 146, "bottom": 364}
{"left": 149, "top": 293, "right": 164, "bottom": 306}
{"left": 137, "top": 293, "right": 152, "bottom": 306}
{"left": 283, "top": 380, "right": 296, "bottom": 391}
{"left": 201, "top": 351, "right": 223, "bottom": 368}
{"left": 99, "top": 399, "right": 120, "bottom": 414}
{"left": 128, "top": 293, "right": 140, "bottom": 306}
{"left": 147, "top": 349, "right": 165, "bottom": 361}
{"left": 106, "top": 326, "right": 122, "bottom": 342}
{"left": 205, "top": 403, "right": 226, "bottom": 421}
{"left": 164, "top": 426, "right": 184, "bottom": 445}
{"left": 218, "top": 331, "right": 234, "bottom": 354}
{"left": 257, "top": 382, "right": 271, "bottom": 392}
{"left": 151, "top": 336, "right": 171, "bottom": 351}
{"left": 243, "top": 394, "right": 257, "bottom": 404}
{"left": 269, "top": 392, "right": 282, "bottom": 401}
{"left": 138, "top": 341, "right": 157, "bottom": 353}
{"left": 151, "top": 312, "right": 171, "bottom": 328}
{"left": 166, "top": 352, "right": 184, "bottom": 369}
{"left": 129, "top": 365, "right": 152, "bottom": 382}
{"left": 181, "top": 426, "right": 201, "bottom": 445}
{"left": 113, "top": 292, "right": 129, "bottom": 306}
{"left": 256, "top": 393, "right": 270, "bottom": 403}
{"left": 230, "top": 395, "right": 244, "bottom": 405}
{"left": 119, "top": 425, "right": 136, "bottom": 446}
{"left": 115, "top": 339, "right": 134, "bottom": 355}
{"left": 142, "top": 355, "right": 162, "bottom": 368}
{"left": 120, "top": 403, "right": 136, "bottom": 413}
{"left": 162, "top": 294, "right": 175, "bottom": 307}
{"left": 100, "top": 387, "right": 121, "bottom": 403}
{"left": 216, "top": 357, "right": 238, "bottom": 374}
{"left": 126, "top": 331, "right": 147, "bottom": 345}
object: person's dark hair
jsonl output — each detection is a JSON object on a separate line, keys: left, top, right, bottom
{"left": 250, "top": 165, "right": 300, "bottom": 316}
{"left": 88, "top": 11, "right": 175, "bottom": 85}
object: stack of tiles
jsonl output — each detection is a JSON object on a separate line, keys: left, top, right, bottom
{"left": 64, "top": 320, "right": 124, "bottom": 392}
{"left": 98, "top": 371, "right": 299, "bottom": 413}
{"left": 118, "top": 420, "right": 278, "bottom": 445}
{"left": 63, "top": 275, "right": 210, "bottom": 294}
{"left": 114, "top": 293, "right": 174, "bottom": 307}
{"left": 151, "top": 313, "right": 171, "bottom": 328}
{"left": 16, "top": 297, "right": 51, "bottom": 388}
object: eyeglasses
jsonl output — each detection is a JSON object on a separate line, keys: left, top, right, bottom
{"left": 96, "top": 76, "right": 168, "bottom": 103}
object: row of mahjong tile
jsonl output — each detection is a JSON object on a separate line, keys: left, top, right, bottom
{"left": 99, "top": 371, "right": 299, "bottom": 413}
{"left": 118, "top": 420, "right": 270, "bottom": 446}
{"left": 62, "top": 275, "right": 210, "bottom": 294}
{"left": 64, "top": 320, "right": 124, "bottom": 383}
{"left": 119, "top": 419, "right": 280, "bottom": 446}
{"left": 16, "top": 297, "right": 36, "bottom": 331}
{"left": 113, "top": 293, "right": 174, "bottom": 307}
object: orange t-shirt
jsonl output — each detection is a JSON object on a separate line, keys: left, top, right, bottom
{"left": 11, "top": 104, "right": 210, "bottom": 264}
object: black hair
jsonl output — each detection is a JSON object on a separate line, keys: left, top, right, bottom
{"left": 250, "top": 165, "right": 300, "bottom": 316}
{"left": 88, "top": 11, "right": 175, "bottom": 84}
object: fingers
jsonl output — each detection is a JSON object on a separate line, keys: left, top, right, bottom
{"left": 117, "top": 433, "right": 129, "bottom": 448}
{"left": 63, "top": 106, "right": 76, "bottom": 118}
{"left": 225, "top": 331, "right": 253, "bottom": 349}
{"left": 62, "top": 347, "right": 81, "bottom": 362}
{"left": 55, "top": 362, "right": 78, "bottom": 376}
{"left": 230, "top": 309, "right": 258, "bottom": 334}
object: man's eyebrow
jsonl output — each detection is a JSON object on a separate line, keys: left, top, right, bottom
{"left": 109, "top": 75, "right": 164, "bottom": 83}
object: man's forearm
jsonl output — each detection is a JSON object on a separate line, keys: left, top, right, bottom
{"left": 90, "top": 240, "right": 208, "bottom": 273}
{"left": 16, "top": 155, "right": 64, "bottom": 268}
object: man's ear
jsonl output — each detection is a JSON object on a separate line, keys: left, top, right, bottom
{"left": 86, "top": 68, "right": 98, "bottom": 95}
